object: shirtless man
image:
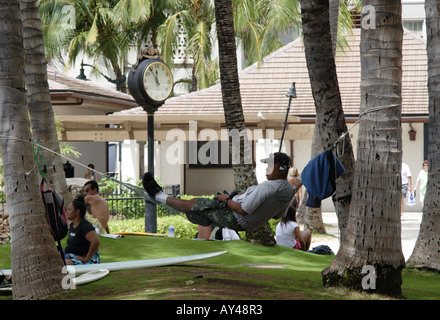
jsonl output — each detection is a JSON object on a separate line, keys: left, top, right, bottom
{"left": 84, "top": 180, "right": 110, "bottom": 234}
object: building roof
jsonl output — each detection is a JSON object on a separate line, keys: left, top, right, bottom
{"left": 47, "top": 66, "right": 137, "bottom": 115}
{"left": 117, "top": 28, "right": 427, "bottom": 120}
{"left": 56, "top": 28, "right": 428, "bottom": 141}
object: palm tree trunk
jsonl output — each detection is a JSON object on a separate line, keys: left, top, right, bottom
{"left": 322, "top": 0, "right": 405, "bottom": 297}
{"left": 214, "top": 0, "right": 275, "bottom": 246}
{"left": 329, "top": 0, "right": 340, "bottom": 56}
{"left": 19, "top": 0, "right": 71, "bottom": 205}
{"left": 406, "top": 0, "right": 440, "bottom": 271}
{"left": 213, "top": 0, "right": 257, "bottom": 190}
{"left": 300, "top": 0, "right": 355, "bottom": 238}
{"left": 0, "top": 0, "right": 65, "bottom": 299}
{"left": 112, "top": 63, "right": 127, "bottom": 92}
{"left": 191, "top": 64, "right": 198, "bottom": 92}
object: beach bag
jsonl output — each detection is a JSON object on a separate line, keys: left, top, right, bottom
{"left": 307, "top": 245, "right": 334, "bottom": 255}
{"left": 405, "top": 191, "right": 416, "bottom": 206}
{"left": 41, "top": 178, "right": 68, "bottom": 262}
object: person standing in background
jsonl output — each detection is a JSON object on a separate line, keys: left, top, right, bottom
{"left": 401, "top": 162, "right": 412, "bottom": 216}
{"left": 414, "top": 160, "right": 428, "bottom": 206}
{"left": 288, "top": 167, "right": 303, "bottom": 209}
{"left": 85, "top": 164, "right": 98, "bottom": 181}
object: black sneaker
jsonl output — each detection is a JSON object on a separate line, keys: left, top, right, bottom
{"left": 0, "top": 276, "right": 11, "bottom": 289}
{"left": 142, "top": 172, "right": 163, "bottom": 197}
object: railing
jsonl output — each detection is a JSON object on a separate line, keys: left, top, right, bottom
{"left": 0, "top": 191, "right": 5, "bottom": 213}
{"left": 105, "top": 194, "right": 145, "bottom": 219}
{"left": 105, "top": 184, "right": 181, "bottom": 219}
{"left": 0, "top": 185, "right": 181, "bottom": 220}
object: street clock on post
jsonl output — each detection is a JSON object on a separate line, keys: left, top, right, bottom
{"left": 128, "top": 46, "right": 174, "bottom": 113}
{"left": 127, "top": 46, "right": 174, "bottom": 234}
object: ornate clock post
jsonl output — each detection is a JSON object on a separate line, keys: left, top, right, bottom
{"left": 128, "top": 46, "right": 174, "bottom": 233}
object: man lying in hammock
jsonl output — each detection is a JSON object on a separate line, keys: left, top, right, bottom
{"left": 142, "top": 152, "right": 298, "bottom": 232}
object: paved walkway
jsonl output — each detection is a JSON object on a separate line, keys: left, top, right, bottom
{"left": 310, "top": 211, "right": 422, "bottom": 260}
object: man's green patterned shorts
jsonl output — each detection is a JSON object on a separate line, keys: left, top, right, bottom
{"left": 185, "top": 197, "right": 244, "bottom": 231}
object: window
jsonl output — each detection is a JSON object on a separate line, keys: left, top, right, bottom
{"left": 403, "top": 20, "right": 424, "bottom": 37}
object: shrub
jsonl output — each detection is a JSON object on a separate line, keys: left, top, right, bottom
{"left": 108, "top": 218, "right": 144, "bottom": 233}
{"left": 108, "top": 215, "right": 198, "bottom": 239}
{"left": 157, "top": 215, "right": 198, "bottom": 238}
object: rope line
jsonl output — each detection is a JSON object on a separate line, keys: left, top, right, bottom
{"left": 32, "top": 142, "right": 48, "bottom": 179}
{"left": 0, "top": 134, "right": 157, "bottom": 204}
{"left": 330, "top": 104, "right": 401, "bottom": 156}
{"left": 1, "top": 103, "right": 401, "bottom": 204}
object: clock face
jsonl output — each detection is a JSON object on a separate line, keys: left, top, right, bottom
{"left": 142, "top": 61, "right": 173, "bottom": 102}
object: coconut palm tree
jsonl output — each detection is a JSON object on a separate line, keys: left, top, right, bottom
{"left": 214, "top": 0, "right": 257, "bottom": 190}
{"left": 233, "top": 0, "right": 301, "bottom": 68}
{"left": 40, "top": 0, "right": 148, "bottom": 92}
{"left": 322, "top": 0, "right": 405, "bottom": 297}
{"left": 158, "top": 0, "right": 216, "bottom": 91}
{"left": 406, "top": 0, "right": 440, "bottom": 271}
{"left": 214, "top": 0, "right": 278, "bottom": 246}
{"left": 128, "top": 0, "right": 179, "bottom": 54}
{"left": 20, "top": 0, "right": 70, "bottom": 204}
{"left": 158, "top": 0, "right": 303, "bottom": 91}
{"left": 299, "top": 0, "right": 355, "bottom": 238}
{"left": 0, "top": 0, "right": 65, "bottom": 300}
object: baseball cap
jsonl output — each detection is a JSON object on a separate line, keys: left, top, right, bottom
{"left": 260, "top": 152, "right": 291, "bottom": 170}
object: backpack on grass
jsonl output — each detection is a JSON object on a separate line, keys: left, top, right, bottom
{"left": 41, "top": 178, "right": 68, "bottom": 263}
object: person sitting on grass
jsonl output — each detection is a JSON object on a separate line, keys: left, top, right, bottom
{"left": 64, "top": 197, "right": 101, "bottom": 266}
{"left": 275, "top": 204, "right": 312, "bottom": 251}
{"left": 142, "top": 152, "right": 298, "bottom": 232}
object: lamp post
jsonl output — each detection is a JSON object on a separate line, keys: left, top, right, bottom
{"left": 279, "top": 82, "right": 297, "bottom": 152}
{"left": 77, "top": 60, "right": 126, "bottom": 91}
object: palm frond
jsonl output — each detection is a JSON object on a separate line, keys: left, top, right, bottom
{"left": 112, "top": 0, "right": 151, "bottom": 24}
{"left": 263, "top": 0, "right": 301, "bottom": 34}
{"left": 158, "top": 10, "right": 193, "bottom": 67}
{"left": 86, "top": 13, "right": 99, "bottom": 45}
{"left": 188, "top": 21, "right": 213, "bottom": 89}
{"left": 65, "top": 32, "right": 89, "bottom": 71}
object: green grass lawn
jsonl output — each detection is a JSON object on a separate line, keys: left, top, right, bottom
{"left": 1, "top": 234, "right": 439, "bottom": 301}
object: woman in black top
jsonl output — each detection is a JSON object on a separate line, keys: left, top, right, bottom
{"left": 65, "top": 197, "right": 101, "bottom": 265}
